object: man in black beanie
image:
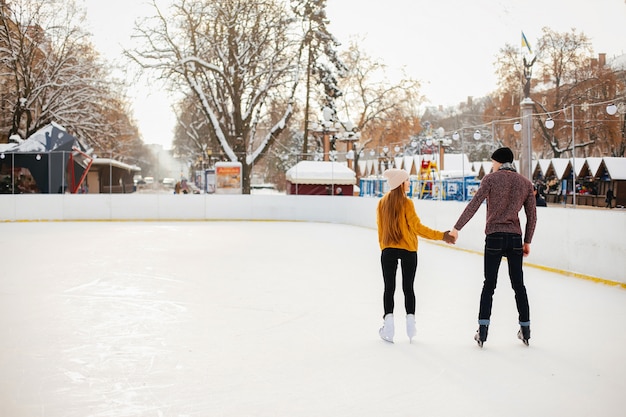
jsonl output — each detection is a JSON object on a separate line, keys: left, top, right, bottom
{"left": 449, "top": 147, "right": 537, "bottom": 347}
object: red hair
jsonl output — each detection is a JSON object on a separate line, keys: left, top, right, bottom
{"left": 379, "top": 185, "right": 406, "bottom": 246}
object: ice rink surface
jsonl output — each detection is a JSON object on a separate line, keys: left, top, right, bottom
{"left": 1, "top": 221, "right": 625, "bottom": 417}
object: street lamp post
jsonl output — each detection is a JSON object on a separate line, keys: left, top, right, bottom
{"left": 334, "top": 119, "right": 361, "bottom": 171}
{"left": 452, "top": 131, "right": 464, "bottom": 201}
{"left": 310, "top": 107, "right": 359, "bottom": 164}
{"left": 520, "top": 98, "right": 534, "bottom": 181}
{"left": 570, "top": 104, "right": 576, "bottom": 207}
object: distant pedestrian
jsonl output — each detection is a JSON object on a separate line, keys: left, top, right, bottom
{"left": 449, "top": 147, "right": 537, "bottom": 347}
{"left": 605, "top": 188, "right": 614, "bottom": 209}
{"left": 534, "top": 185, "right": 547, "bottom": 207}
{"left": 376, "top": 169, "right": 456, "bottom": 343}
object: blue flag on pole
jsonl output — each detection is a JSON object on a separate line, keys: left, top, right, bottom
{"left": 522, "top": 31, "right": 533, "bottom": 55}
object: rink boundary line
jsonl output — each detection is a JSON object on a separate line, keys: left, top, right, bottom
{"left": 6, "top": 218, "right": 625, "bottom": 290}
{"left": 526, "top": 264, "right": 626, "bottom": 289}
{"left": 0, "top": 218, "right": 310, "bottom": 224}
{"left": 428, "top": 241, "right": 626, "bottom": 290}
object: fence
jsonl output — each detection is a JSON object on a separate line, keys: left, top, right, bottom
{"left": 1, "top": 193, "right": 624, "bottom": 285}
{"left": 359, "top": 176, "right": 480, "bottom": 201}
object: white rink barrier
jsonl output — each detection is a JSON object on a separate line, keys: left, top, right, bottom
{"left": 1, "top": 194, "right": 624, "bottom": 285}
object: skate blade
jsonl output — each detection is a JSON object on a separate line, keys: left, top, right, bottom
{"left": 474, "top": 333, "right": 484, "bottom": 348}
{"left": 379, "top": 331, "right": 394, "bottom": 343}
{"left": 517, "top": 330, "right": 530, "bottom": 346}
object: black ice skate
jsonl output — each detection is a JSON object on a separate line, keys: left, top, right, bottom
{"left": 517, "top": 326, "right": 531, "bottom": 346}
{"left": 474, "top": 325, "right": 488, "bottom": 348}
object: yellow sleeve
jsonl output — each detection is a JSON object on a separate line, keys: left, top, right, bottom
{"left": 376, "top": 198, "right": 384, "bottom": 249}
{"left": 405, "top": 199, "right": 445, "bottom": 241}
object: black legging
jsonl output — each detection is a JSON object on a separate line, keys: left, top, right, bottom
{"left": 381, "top": 248, "right": 418, "bottom": 316}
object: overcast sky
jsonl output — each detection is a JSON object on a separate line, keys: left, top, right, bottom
{"left": 82, "top": 0, "right": 626, "bottom": 149}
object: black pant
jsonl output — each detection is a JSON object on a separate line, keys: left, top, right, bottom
{"left": 479, "top": 233, "right": 530, "bottom": 326}
{"left": 381, "top": 248, "right": 418, "bottom": 316}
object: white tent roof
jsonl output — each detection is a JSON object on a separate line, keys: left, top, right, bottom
{"left": 602, "top": 157, "right": 626, "bottom": 180}
{"left": 585, "top": 157, "right": 603, "bottom": 177}
{"left": 570, "top": 158, "right": 587, "bottom": 177}
{"left": 285, "top": 161, "right": 356, "bottom": 185}
{"left": 468, "top": 157, "right": 625, "bottom": 180}
{"left": 550, "top": 159, "right": 571, "bottom": 180}
{"left": 441, "top": 153, "right": 474, "bottom": 174}
{"left": 538, "top": 159, "right": 552, "bottom": 176}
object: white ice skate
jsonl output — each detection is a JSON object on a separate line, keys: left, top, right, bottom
{"left": 379, "top": 314, "right": 394, "bottom": 343}
{"left": 406, "top": 314, "right": 416, "bottom": 343}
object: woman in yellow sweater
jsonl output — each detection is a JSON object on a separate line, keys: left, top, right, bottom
{"left": 377, "top": 169, "right": 455, "bottom": 343}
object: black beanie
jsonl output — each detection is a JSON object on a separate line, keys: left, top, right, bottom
{"left": 491, "top": 147, "right": 514, "bottom": 163}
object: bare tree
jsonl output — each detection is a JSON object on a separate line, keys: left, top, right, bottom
{"left": 488, "top": 28, "right": 623, "bottom": 158}
{"left": 335, "top": 41, "right": 423, "bottom": 167}
{"left": 0, "top": 0, "right": 135, "bottom": 150}
{"left": 128, "top": 0, "right": 300, "bottom": 193}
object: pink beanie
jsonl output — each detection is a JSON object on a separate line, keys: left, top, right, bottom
{"left": 383, "top": 169, "right": 409, "bottom": 190}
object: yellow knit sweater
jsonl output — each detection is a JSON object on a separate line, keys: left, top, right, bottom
{"left": 377, "top": 196, "right": 444, "bottom": 251}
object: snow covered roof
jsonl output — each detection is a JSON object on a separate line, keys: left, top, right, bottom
{"left": 607, "top": 53, "right": 626, "bottom": 71}
{"left": 2, "top": 123, "right": 83, "bottom": 153}
{"left": 285, "top": 161, "right": 356, "bottom": 185}
{"left": 585, "top": 157, "right": 603, "bottom": 177}
{"left": 601, "top": 157, "right": 626, "bottom": 180}
{"left": 570, "top": 158, "right": 587, "bottom": 177}
{"left": 467, "top": 157, "right": 625, "bottom": 180}
{"left": 549, "top": 159, "right": 571, "bottom": 179}
{"left": 441, "top": 153, "right": 474, "bottom": 174}
{"left": 537, "top": 159, "right": 551, "bottom": 176}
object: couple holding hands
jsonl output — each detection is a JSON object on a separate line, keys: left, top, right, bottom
{"left": 376, "top": 147, "right": 537, "bottom": 348}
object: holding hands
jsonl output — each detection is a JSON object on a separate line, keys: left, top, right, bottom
{"left": 443, "top": 228, "right": 458, "bottom": 245}
{"left": 442, "top": 228, "right": 459, "bottom": 245}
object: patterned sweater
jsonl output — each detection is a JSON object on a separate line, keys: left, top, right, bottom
{"left": 454, "top": 169, "right": 537, "bottom": 243}
{"left": 377, "top": 196, "right": 444, "bottom": 251}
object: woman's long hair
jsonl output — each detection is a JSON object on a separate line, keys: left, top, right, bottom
{"left": 380, "top": 185, "right": 406, "bottom": 246}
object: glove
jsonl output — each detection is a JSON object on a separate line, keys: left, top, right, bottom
{"left": 443, "top": 230, "right": 456, "bottom": 244}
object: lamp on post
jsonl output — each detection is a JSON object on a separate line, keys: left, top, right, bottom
{"left": 334, "top": 119, "right": 360, "bottom": 171}
{"left": 452, "top": 131, "right": 464, "bottom": 201}
{"left": 607, "top": 102, "right": 626, "bottom": 142}
{"left": 432, "top": 135, "right": 451, "bottom": 201}
{"left": 308, "top": 106, "right": 337, "bottom": 161}
{"left": 380, "top": 145, "right": 390, "bottom": 172}
{"left": 566, "top": 104, "right": 578, "bottom": 207}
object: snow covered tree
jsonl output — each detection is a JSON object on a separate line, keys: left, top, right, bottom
{"left": 291, "top": 0, "right": 347, "bottom": 158}
{"left": 128, "top": 0, "right": 301, "bottom": 193}
{"left": 0, "top": 0, "right": 141, "bottom": 158}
